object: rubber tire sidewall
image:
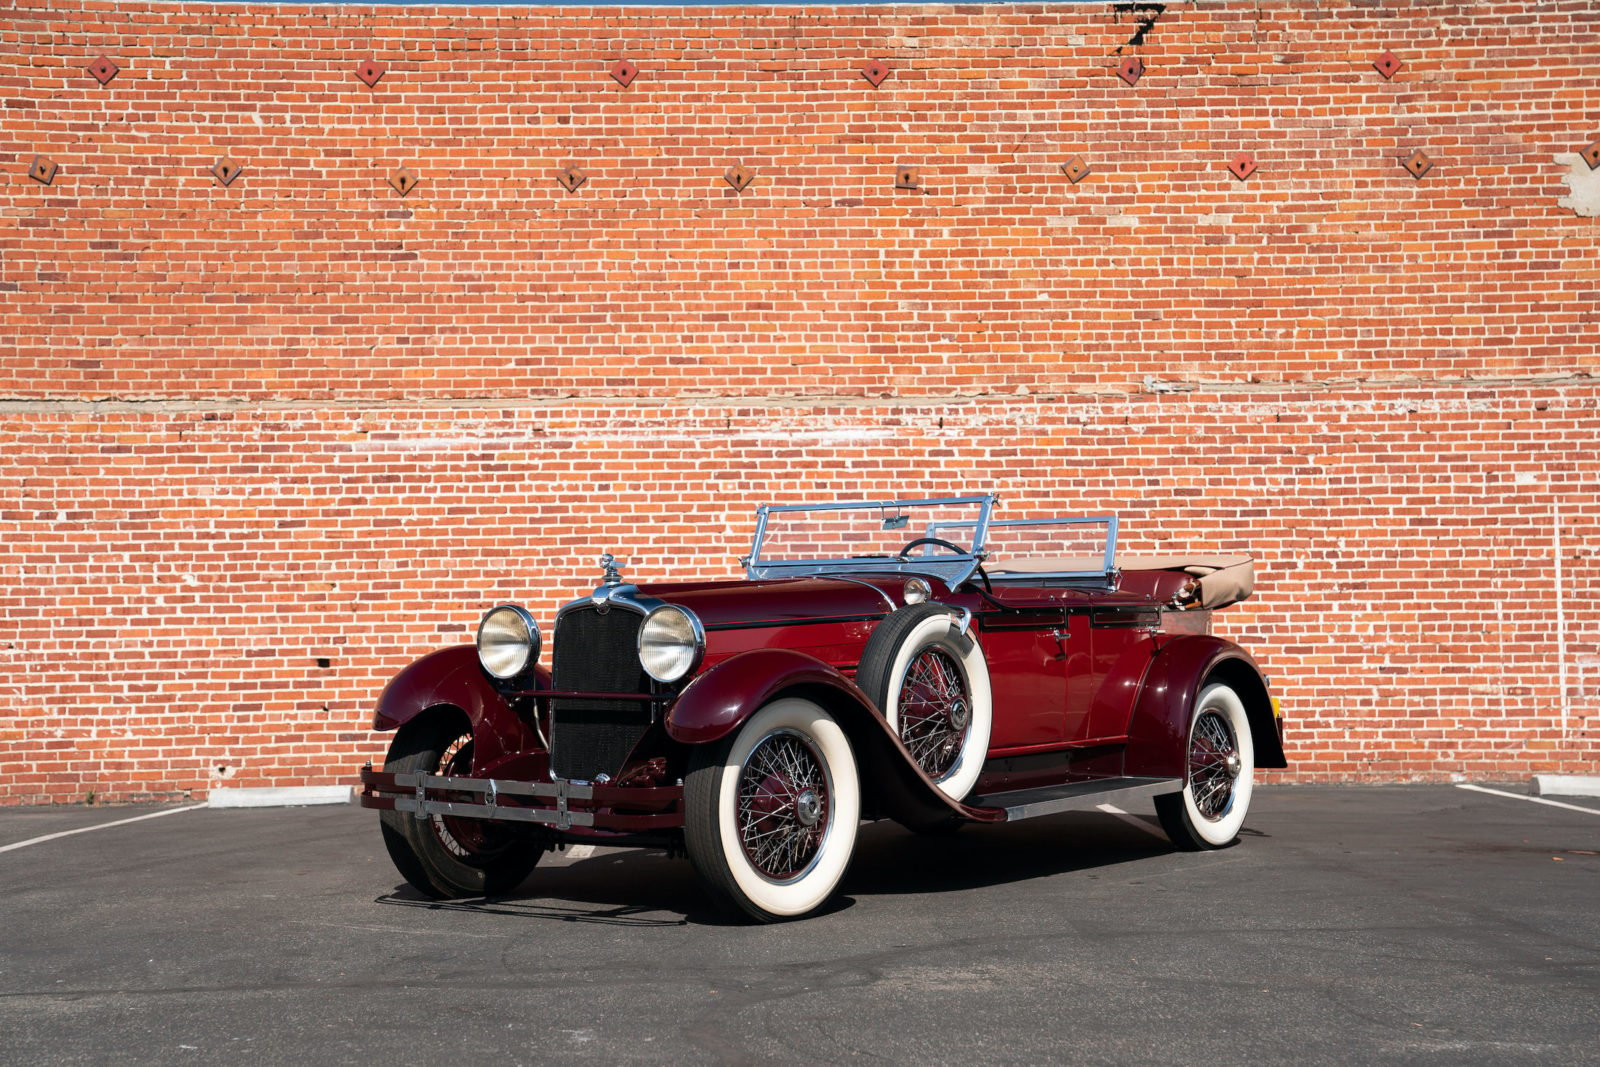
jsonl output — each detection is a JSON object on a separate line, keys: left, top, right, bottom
{"left": 1158, "top": 682, "right": 1254, "bottom": 849}
{"left": 684, "top": 698, "right": 860, "bottom": 922}
{"left": 377, "top": 713, "right": 544, "bottom": 899}
{"left": 857, "top": 605, "right": 993, "bottom": 801}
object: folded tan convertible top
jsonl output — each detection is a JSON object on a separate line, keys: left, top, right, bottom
{"left": 987, "top": 555, "right": 1254, "bottom": 609}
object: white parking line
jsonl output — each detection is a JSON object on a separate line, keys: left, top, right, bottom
{"left": 0, "top": 804, "right": 206, "bottom": 854}
{"left": 1455, "top": 783, "right": 1600, "bottom": 816}
{"left": 1096, "top": 803, "right": 1168, "bottom": 838}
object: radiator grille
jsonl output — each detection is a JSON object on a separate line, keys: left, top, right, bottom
{"left": 549, "top": 606, "right": 654, "bottom": 780}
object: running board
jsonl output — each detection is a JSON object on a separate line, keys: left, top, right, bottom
{"left": 970, "top": 776, "right": 1183, "bottom": 822}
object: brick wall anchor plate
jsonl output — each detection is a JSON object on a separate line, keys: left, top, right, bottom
{"left": 1402, "top": 149, "right": 1433, "bottom": 179}
{"left": 211, "top": 158, "right": 242, "bottom": 186}
{"left": 1061, "top": 156, "right": 1091, "bottom": 184}
{"left": 1581, "top": 140, "right": 1600, "bottom": 170}
{"left": 1228, "top": 153, "right": 1257, "bottom": 181}
{"left": 556, "top": 165, "right": 587, "bottom": 193}
{"left": 895, "top": 165, "right": 919, "bottom": 191}
{"left": 87, "top": 56, "right": 120, "bottom": 85}
{"left": 28, "top": 155, "right": 58, "bottom": 185}
{"left": 862, "top": 60, "right": 889, "bottom": 88}
{"left": 1373, "top": 50, "right": 1402, "bottom": 80}
{"left": 388, "top": 168, "right": 417, "bottom": 196}
{"left": 610, "top": 60, "right": 638, "bottom": 87}
{"left": 724, "top": 164, "right": 754, "bottom": 192}
{"left": 356, "top": 60, "right": 384, "bottom": 88}
{"left": 1117, "top": 56, "right": 1145, "bottom": 86}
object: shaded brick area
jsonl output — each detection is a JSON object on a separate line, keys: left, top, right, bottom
{"left": 1, "top": 1, "right": 1597, "bottom": 801}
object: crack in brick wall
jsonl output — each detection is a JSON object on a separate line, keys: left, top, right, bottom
{"left": 1, "top": 0, "right": 1598, "bottom": 801}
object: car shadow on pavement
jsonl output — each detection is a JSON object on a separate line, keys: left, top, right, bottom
{"left": 372, "top": 810, "right": 1181, "bottom": 926}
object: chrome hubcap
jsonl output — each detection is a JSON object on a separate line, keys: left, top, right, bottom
{"left": 794, "top": 789, "right": 822, "bottom": 827}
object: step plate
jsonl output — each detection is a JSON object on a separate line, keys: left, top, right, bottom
{"left": 971, "top": 776, "right": 1183, "bottom": 822}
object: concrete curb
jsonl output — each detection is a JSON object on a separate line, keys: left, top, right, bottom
{"left": 208, "top": 786, "right": 354, "bottom": 809}
{"left": 1529, "top": 774, "right": 1600, "bottom": 799}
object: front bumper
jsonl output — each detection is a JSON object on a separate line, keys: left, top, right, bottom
{"left": 358, "top": 766, "right": 683, "bottom": 833}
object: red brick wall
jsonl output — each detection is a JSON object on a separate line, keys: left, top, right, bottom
{"left": 2, "top": 1, "right": 1597, "bottom": 802}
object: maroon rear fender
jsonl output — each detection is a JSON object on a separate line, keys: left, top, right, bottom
{"left": 667, "top": 648, "right": 1003, "bottom": 830}
{"left": 373, "top": 646, "right": 547, "bottom": 769}
{"left": 1122, "top": 636, "right": 1284, "bottom": 778}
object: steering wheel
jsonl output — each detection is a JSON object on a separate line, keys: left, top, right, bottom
{"left": 898, "top": 537, "right": 993, "bottom": 593}
{"left": 897, "top": 537, "right": 966, "bottom": 560}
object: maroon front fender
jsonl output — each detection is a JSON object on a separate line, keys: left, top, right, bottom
{"left": 373, "top": 646, "right": 548, "bottom": 769}
{"left": 666, "top": 648, "right": 870, "bottom": 745}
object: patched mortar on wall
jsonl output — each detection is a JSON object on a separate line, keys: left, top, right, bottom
{"left": 1556, "top": 153, "right": 1600, "bottom": 217}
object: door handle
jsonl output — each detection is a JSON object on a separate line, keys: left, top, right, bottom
{"left": 1049, "top": 628, "right": 1070, "bottom": 641}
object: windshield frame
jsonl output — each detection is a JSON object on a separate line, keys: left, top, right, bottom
{"left": 742, "top": 495, "right": 997, "bottom": 586}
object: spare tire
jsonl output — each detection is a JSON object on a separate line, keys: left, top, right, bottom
{"left": 855, "top": 603, "right": 992, "bottom": 801}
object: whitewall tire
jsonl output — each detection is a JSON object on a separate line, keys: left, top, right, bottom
{"left": 684, "top": 698, "right": 860, "bottom": 922}
{"left": 1156, "top": 682, "right": 1255, "bottom": 850}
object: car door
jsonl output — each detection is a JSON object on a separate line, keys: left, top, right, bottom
{"left": 975, "top": 593, "right": 1091, "bottom": 750}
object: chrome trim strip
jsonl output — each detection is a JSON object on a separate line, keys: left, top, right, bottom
{"left": 978, "top": 777, "right": 1183, "bottom": 822}
{"left": 822, "top": 576, "right": 897, "bottom": 611}
{"left": 390, "top": 773, "right": 595, "bottom": 801}
{"left": 393, "top": 795, "right": 596, "bottom": 829}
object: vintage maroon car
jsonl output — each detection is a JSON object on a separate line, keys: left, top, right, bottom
{"left": 359, "top": 495, "right": 1283, "bottom": 921}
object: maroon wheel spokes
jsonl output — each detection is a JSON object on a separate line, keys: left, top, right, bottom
{"left": 434, "top": 735, "right": 512, "bottom": 858}
{"left": 897, "top": 647, "right": 970, "bottom": 780}
{"left": 737, "top": 731, "right": 830, "bottom": 881}
{"left": 1189, "top": 709, "right": 1239, "bottom": 820}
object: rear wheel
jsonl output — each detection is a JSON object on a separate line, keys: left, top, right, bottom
{"left": 1156, "top": 682, "right": 1255, "bottom": 850}
{"left": 377, "top": 712, "right": 546, "bottom": 898}
{"left": 684, "top": 698, "right": 860, "bottom": 922}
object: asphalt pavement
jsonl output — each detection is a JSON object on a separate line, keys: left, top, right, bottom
{"left": 1, "top": 785, "right": 1597, "bottom": 1065}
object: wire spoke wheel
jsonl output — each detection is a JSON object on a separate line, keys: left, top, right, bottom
{"left": 1188, "top": 709, "right": 1239, "bottom": 821}
{"left": 736, "top": 730, "right": 831, "bottom": 882}
{"left": 684, "top": 698, "right": 860, "bottom": 921}
{"left": 376, "top": 714, "right": 545, "bottom": 899}
{"left": 896, "top": 647, "right": 971, "bottom": 780}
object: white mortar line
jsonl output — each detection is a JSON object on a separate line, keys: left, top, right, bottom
{"left": 1455, "top": 783, "right": 1600, "bottom": 816}
{"left": 0, "top": 804, "right": 206, "bottom": 854}
{"left": 1096, "top": 803, "right": 1168, "bottom": 838}
{"left": 1554, "top": 506, "right": 1569, "bottom": 740}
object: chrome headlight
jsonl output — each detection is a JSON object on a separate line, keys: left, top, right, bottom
{"left": 476, "top": 604, "right": 541, "bottom": 680}
{"left": 903, "top": 577, "right": 932, "bottom": 604}
{"left": 637, "top": 605, "right": 705, "bottom": 683}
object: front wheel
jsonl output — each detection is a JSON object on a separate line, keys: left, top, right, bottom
{"left": 377, "top": 713, "right": 546, "bottom": 899}
{"left": 1155, "top": 682, "right": 1255, "bottom": 850}
{"left": 683, "top": 698, "right": 860, "bottom": 922}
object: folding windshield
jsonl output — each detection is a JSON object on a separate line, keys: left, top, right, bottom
{"left": 932, "top": 516, "right": 1118, "bottom": 579}
{"left": 745, "top": 497, "right": 995, "bottom": 585}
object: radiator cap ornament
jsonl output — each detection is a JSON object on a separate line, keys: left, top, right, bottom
{"left": 599, "top": 553, "right": 624, "bottom": 586}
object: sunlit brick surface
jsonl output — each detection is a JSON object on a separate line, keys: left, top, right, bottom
{"left": 2, "top": 1, "right": 1597, "bottom": 801}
